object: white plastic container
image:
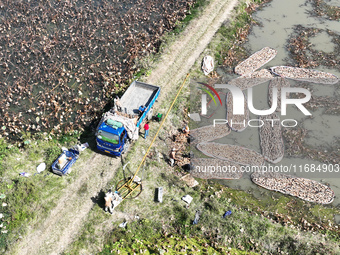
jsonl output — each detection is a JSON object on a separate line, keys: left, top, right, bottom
{"left": 37, "top": 163, "right": 46, "bottom": 173}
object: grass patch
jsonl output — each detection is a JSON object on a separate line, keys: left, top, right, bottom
{"left": 0, "top": 133, "right": 80, "bottom": 252}
{"left": 173, "top": 0, "right": 209, "bottom": 35}
{"left": 90, "top": 179, "right": 340, "bottom": 255}
{"left": 101, "top": 233, "right": 257, "bottom": 254}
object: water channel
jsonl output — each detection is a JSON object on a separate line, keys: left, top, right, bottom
{"left": 192, "top": 0, "right": 340, "bottom": 208}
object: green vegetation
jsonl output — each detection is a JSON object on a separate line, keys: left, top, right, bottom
{"left": 66, "top": 168, "right": 340, "bottom": 254}
{"left": 173, "top": 0, "right": 209, "bottom": 34}
{"left": 213, "top": 2, "right": 253, "bottom": 66}
{"left": 101, "top": 232, "right": 257, "bottom": 254}
{"left": 0, "top": 134, "right": 80, "bottom": 252}
{"left": 0, "top": 139, "right": 19, "bottom": 170}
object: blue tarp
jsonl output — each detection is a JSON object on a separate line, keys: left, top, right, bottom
{"left": 223, "top": 210, "right": 232, "bottom": 218}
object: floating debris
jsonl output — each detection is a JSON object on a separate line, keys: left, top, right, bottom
{"left": 190, "top": 124, "right": 230, "bottom": 146}
{"left": 268, "top": 77, "right": 291, "bottom": 112}
{"left": 259, "top": 113, "right": 284, "bottom": 164}
{"left": 305, "top": 94, "right": 340, "bottom": 115}
{"left": 227, "top": 69, "right": 274, "bottom": 90}
{"left": 271, "top": 66, "right": 339, "bottom": 84}
{"left": 0, "top": 0, "right": 194, "bottom": 140}
{"left": 234, "top": 47, "right": 277, "bottom": 76}
{"left": 283, "top": 127, "right": 339, "bottom": 165}
{"left": 251, "top": 172, "right": 335, "bottom": 204}
{"left": 190, "top": 158, "right": 242, "bottom": 179}
{"left": 286, "top": 25, "right": 340, "bottom": 71}
{"left": 226, "top": 91, "right": 249, "bottom": 132}
{"left": 196, "top": 142, "right": 264, "bottom": 166}
{"left": 311, "top": 0, "right": 340, "bottom": 21}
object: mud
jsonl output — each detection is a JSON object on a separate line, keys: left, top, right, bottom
{"left": 226, "top": 91, "right": 249, "bottom": 132}
{"left": 234, "top": 46, "right": 277, "bottom": 76}
{"left": 259, "top": 113, "right": 284, "bottom": 163}
{"left": 268, "top": 77, "right": 290, "bottom": 112}
{"left": 197, "top": 142, "right": 265, "bottom": 166}
{"left": 251, "top": 171, "right": 335, "bottom": 204}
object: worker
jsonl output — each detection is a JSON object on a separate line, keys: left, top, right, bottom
{"left": 111, "top": 191, "right": 122, "bottom": 210}
{"left": 169, "top": 148, "right": 177, "bottom": 167}
{"left": 138, "top": 105, "right": 146, "bottom": 116}
{"left": 182, "top": 124, "right": 190, "bottom": 135}
{"left": 114, "top": 97, "right": 122, "bottom": 112}
{"left": 144, "top": 122, "right": 149, "bottom": 139}
{"left": 104, "top": 189, "right": 114, "bottom": 214}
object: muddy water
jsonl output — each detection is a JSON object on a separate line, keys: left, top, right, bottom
{"left": 0, "top": 0, "right": 193, "bottom": 139}
{"left": 328, "top": 0, "right": 340, "bottom": 7}
{"left": 309, "top": 31, "right": 337, "bottom": 53}
{"left": 201, "top": 0, "right": 340, "bottom": 207}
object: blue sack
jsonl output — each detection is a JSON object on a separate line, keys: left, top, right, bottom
{"left": 223, "top": 210, "right": 232, "bottom": 218}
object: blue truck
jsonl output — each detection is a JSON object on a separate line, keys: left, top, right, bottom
{"left": 96, "top": 81, "right": 160, "bottom": 156}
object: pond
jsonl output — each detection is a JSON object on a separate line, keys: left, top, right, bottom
{"left": 191, "top": 0, "right": 340, "bottom": 208}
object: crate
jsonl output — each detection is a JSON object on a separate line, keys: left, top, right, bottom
{"left": 153, "top": 113, "right": 163, "bottom": 122}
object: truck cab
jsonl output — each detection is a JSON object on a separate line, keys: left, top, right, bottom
{"left": 96, "top": 122, "right": 128, "bottom": 156}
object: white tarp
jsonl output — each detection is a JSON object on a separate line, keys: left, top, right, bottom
{"left": 202, "top": 55, "right": 214, "bottom": 75}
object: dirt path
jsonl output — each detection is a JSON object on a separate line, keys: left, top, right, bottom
{"left": 12, "top": 0, "right": 238, "bottom": 254}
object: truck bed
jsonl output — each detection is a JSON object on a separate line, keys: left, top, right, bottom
{"left": 119, "top": 81, "right": 160, "bottom": 116}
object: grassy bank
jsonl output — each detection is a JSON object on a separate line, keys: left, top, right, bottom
{"left": 0, "top": 133, "right": 81, "bottom": 252}
{"left": 67, "top": 172, "right": 340, "bottom": 254}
